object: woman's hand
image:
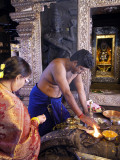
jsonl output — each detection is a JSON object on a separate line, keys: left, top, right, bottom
{"left": 80, "top": 114, "right": 100, "bottom": 129}
{"left": 37, "top": 114, "right": 46, "bottom": 124}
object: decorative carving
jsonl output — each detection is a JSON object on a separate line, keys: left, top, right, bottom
{"left": 10, "top": 11, "right": 35, "bottom": 22}
{"left": 11, "top": 0, "right": 56, "bottom": 12}
{"left": 33, "top": 1, "right": 56, "bottom": 12}
{"left": 11, "top": 0, "right": 32, "bottom": 2}
{"left": 90, "top": 92, "right": 120, "bottom": 106}
{"left": 77, "top": 1, "right": 91, "bottom": 97}
{"left": 11, "top": 0, "right": 33, "bottom": 12}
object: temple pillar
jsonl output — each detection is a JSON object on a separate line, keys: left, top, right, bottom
{"left": 10, "top": 0, "right": 56, "bottom": 106}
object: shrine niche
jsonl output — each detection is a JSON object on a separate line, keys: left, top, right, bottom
{"left": 96, "top": 34, "right": 115, "bottom": 78}
{"left": 91, "top": 26, "right": 119, "bottom": 83}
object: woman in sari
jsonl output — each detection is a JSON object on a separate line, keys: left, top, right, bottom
{"left": 0, "top": 56, "right": 46, "bottom": 160}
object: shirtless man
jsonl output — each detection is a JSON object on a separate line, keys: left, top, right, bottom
{"left": 28, "top": 49, "right": 99, "bottom": 136}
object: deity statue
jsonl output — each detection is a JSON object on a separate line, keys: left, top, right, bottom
{"left": 96, "top": 40, "right": 112, "bottom": 72}
{"left": 44, "top": 7, "right": 76, "bottom": 63}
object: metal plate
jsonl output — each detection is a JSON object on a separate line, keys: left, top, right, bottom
{"left": 103, "top": 110, "right": 120, "bottom": 118}
{"left": 103, "top": 110, "right": 120, "bottom": 125}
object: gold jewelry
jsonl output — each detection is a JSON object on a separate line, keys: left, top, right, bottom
{"left": 31, "top": 117, "right": 40, "bottom": 125}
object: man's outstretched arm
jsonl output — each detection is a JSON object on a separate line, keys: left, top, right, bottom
{"left": 73, "top": 74, "right": 89, "bottom": 115}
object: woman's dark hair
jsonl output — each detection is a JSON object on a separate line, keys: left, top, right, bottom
{"left": 0, "top": 56, "right": 32, "bottom": 81}
{"left": 70, "top": 49, "right": 94, "bottom": 69}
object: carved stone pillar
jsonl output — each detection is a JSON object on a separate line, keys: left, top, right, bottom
{"left": 10, "top": 0, "right": 56, "bottom": 106}
{"left": 77, "top": 0, "right": 92, "bottom": 99}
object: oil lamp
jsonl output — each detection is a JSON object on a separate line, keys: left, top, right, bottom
{"left": 92, "top": 125, "right": 102, "bottom": 138}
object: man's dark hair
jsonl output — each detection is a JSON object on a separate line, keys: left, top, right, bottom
{"left": 70, "top": 49, "right": 94, "bottom": 69}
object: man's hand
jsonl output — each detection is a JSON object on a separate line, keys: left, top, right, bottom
{"left": 84, "top": 108, "right": 89, "bottom": 116}
{"left": 80, "top": 114, "right": 100, "bottom": 129}
{"left": 84, "top": 112, "right": 90, "bottom": 117}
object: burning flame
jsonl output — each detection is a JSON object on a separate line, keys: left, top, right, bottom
{"left": 93, "top": 125, "right": 101, "bottom": 138}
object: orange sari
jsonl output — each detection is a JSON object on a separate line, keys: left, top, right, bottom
{"left": 0, "top": 84, "right": 40, "bottom": 160}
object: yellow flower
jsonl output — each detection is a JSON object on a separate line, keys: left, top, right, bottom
{"left": 0, "top": 71, "right": 4, "bottom": 78}
{"left": 1, "top": 64, "right": 5, "bottom": 70}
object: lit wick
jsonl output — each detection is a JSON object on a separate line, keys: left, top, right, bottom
{"left": 93, "top": 125, "right": 102, "bottom": 138}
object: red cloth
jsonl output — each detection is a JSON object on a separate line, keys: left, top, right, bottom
{"left": 0, "top": 84, "right": 40, "bottom": 160}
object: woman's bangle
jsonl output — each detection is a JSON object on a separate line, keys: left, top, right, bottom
{"left": 31, "top": 117, "right": 40, "bottom": 125}
{"left": 78, "top": 113, "right": 84, "bottom": 119}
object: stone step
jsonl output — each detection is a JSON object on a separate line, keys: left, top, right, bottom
{"left": 89, "top": 91, "right": 120, "bottom": 107}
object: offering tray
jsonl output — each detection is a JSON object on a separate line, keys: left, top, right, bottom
{"left": 52, "top": 117, "right": 82, "bottom": 131}
{"left": 103, "top": 110, "right": 120, "bottom": 125}
{"left": 53, "top": 117, "right": 95, "bottom": 136}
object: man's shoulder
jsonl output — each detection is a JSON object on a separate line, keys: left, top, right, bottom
{"left": 49, "top": 58, "right": 66, "bottom": 73}
{"left": 51, "top": 58, "right": 65, "bottom": 66}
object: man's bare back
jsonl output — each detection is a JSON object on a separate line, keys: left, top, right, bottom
{"left": 38, "top": 58, "right": 77, "bottom": 98}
